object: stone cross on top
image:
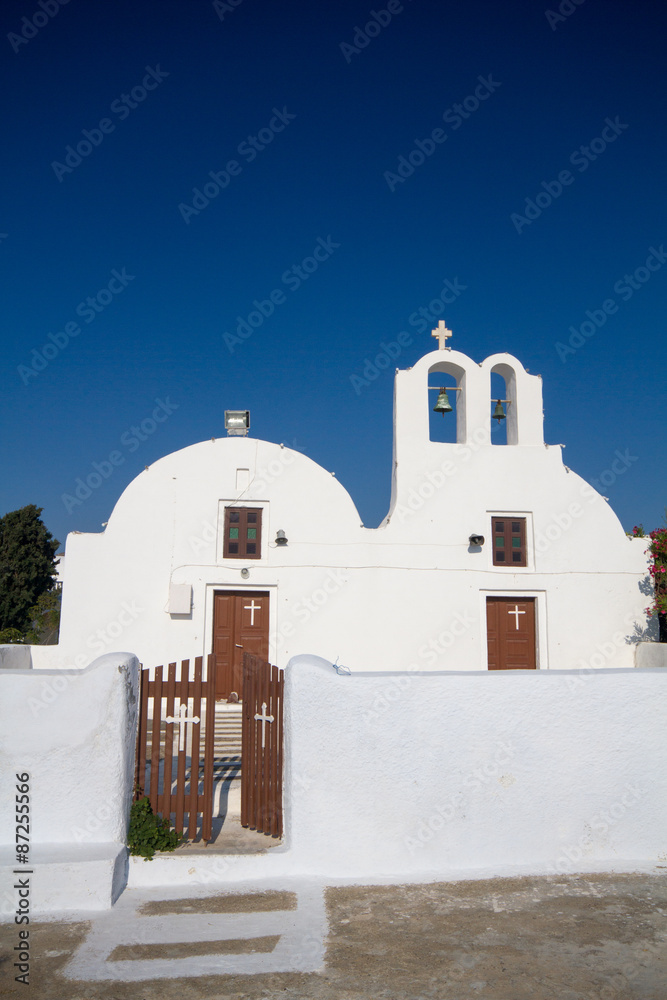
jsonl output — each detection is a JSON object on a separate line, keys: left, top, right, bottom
{"left": 432, "top": 321, "right": 453, "bottom": 350}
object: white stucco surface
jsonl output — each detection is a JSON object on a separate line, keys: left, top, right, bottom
{"left": 127, "top": 655, "right": 667, "bottom": 889}
{"left": 0, "top": 644, "right": 31, "bottom": 669}
{"left": 0, "top": 652, "right": 138, "bottom": 913}
{"left": 52, "top": 347, "right": 652, "bottom": 676}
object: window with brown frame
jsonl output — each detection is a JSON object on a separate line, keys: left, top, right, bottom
{"left": 223, "top": 507, "right": 262, "bottom": 559}
{"left": 492, "top": 517, "right": 527, "bottom": 567}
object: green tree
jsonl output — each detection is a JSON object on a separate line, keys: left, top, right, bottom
{"left": 0, "top": 505, "right": 59, "bottom": 634}
{"left": 25, "top": 587, "right": 61, "bottom": 645}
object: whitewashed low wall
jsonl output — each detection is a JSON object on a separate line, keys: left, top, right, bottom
{"left": 0, "top": 644, "right": 79, "bottom": 670}
{"left": 130, "top": 655, "right": 667, "bottom": 890}
{"left": 0, "top": 645, "right": 31, "bottom": 669}
{"left": 0, "top": 653, "right": 139, "bottom": 913}
{"left": 635, "top": 642, "right": 667, "bottom": 668}
{"left": 284, "top": 657, "right": 667, "bottom": 876}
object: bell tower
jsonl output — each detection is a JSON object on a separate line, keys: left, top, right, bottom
{"left": 387, "top": 324, "right": 546, "bottom": 519}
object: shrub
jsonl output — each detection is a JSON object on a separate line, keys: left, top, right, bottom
{"left": 127, "top": 795, "right": 183, "bottom": 860}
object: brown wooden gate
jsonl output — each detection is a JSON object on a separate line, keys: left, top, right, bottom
{"left": 241, "top": 652, "right": 284, "bottom": 838}
{"left": 135, "top": 655, "right": 217, "bottom": 841}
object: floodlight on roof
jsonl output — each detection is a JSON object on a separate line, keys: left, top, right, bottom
{"left": 224, "top": 410, "right": 250, "bottom": 436}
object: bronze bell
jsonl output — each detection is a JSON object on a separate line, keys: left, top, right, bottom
{"left": 493, "top": 399, "right": 506, "bottom": 422}
{"left": 433, "top": 388, "right": 453, "bottom": 415}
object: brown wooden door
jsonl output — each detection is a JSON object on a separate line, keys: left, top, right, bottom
{"left": 212, "top": 591, "right": 269, "bottom": 699}
{"left": 487, "top": 597, "right": 536, "bottom": 670}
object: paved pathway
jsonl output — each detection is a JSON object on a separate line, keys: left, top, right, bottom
{"left": 1, "top": 871, "right": 665, "bottom": 998}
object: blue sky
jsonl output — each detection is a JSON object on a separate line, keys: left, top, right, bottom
{"left": 1, "top": 0, "right": 665, "bottom": 549}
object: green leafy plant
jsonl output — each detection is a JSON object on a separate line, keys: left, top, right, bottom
{"left": 25, "top": 588, "right": 61, "bottom": 644}
{"left": 127, "top": 795, "right": 184, "bottom": 860}
{"left": 0, "top": 627, "right": 25, "bottom": 644}
{"left": 632, "top": 524, "right": 667, "bottom": 617}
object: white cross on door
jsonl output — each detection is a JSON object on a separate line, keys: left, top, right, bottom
{"left": 508, "top": 605, "right": 525, "bottom": 630}
{"left": 244, "top": 599, "right": 260, "bottom": 626}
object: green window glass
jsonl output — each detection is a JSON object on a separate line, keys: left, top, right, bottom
{"left": 224, "top": 507, "right": 262, "bottom": 559}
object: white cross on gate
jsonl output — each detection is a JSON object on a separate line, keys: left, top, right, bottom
{"left": 431, "top": 320, "right": 453, "bottom": 350}
{"left": 254, "top": 701, "right": 274, "bottom": 749}
{"left": 245, "top": 599, "right": 261, "bottom": 626}
{"left": 165, "top": 702, "right": 201, "bottom": 752}
{"left": 508, "top": 605, "right": 525, "bottom": 630}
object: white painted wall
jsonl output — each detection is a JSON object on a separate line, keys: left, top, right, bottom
{"left": 0, "top": 644, "right": 31, "bottom": 669}
{"left": 0, "top": 652, "right": 138, "bottom": 846}
{"left": 0, "top": 651, "right": 139, "bottom": 912}
{"left": 54, "top": 348, "right": 652, "bottom": 676}
{"left": 128, "top": 654, "right": 667, "bottom": 890}
{"left": 283, "top": 657, "right": 667, "bottom": 876}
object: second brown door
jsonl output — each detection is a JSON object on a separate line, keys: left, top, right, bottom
{"left": 486, "top": 597, "right": 536, "bottom": 670}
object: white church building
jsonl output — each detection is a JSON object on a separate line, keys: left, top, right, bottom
{"left": 4, "top": 323, "right": 664, "bottom": 914}
{"left": 55, "top": 324, "right": 649, "bottom": 687}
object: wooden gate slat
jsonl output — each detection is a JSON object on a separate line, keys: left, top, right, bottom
{"left": 261, "top": 653, "right": 270, "bottom": 833}
{"left": 241, "top": 655, "right": 250, "bottom": 828}
{"left": 253, "top": 654, "right": 260, "bottom": 831}
{"left": 245, "top": 654, "right": 255, "bottom": 828}
{"left": 278, "top": 668, "right": 284, "bottom": 836}
{"left": 149, "top": 665, "right": 163, "bottom": 816}
{"left": 270, "top": 664, "right": 280, "bottom": 837}
{"left": 266, "top": 666, "right": 278, "bottom": 836}
{"left": 247, "top": 656, "right": 257, "bottom": 830}
{"left": 201, "top": 653, "right": 216, "bottom": 841}
{"left": 134, "top": 664, "right": 149, "bottom": 799}
{"left": 188, "top": 656, "right": 203, "bottom": 839}
{"left": 241, "top": 652, "right": 284, "bottom": 838}
{"left": 173, "top": 659, "right": 189, "bottom": 834}
{"left": 160, "top": 662, "right": 177, "bottom": 821}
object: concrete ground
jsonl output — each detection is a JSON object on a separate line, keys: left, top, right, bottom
{"left": 1, "top": 871, "right": 666, "bottom": 998}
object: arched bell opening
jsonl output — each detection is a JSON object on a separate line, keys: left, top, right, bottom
{"left": 490, "top": 363, "right": 518, "bottom": 445}
{"left": 428, "top": 361, "right": 466, "bottom": 444}
{"left": 490, "top": 371, "right": 508, "bottom": 445}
